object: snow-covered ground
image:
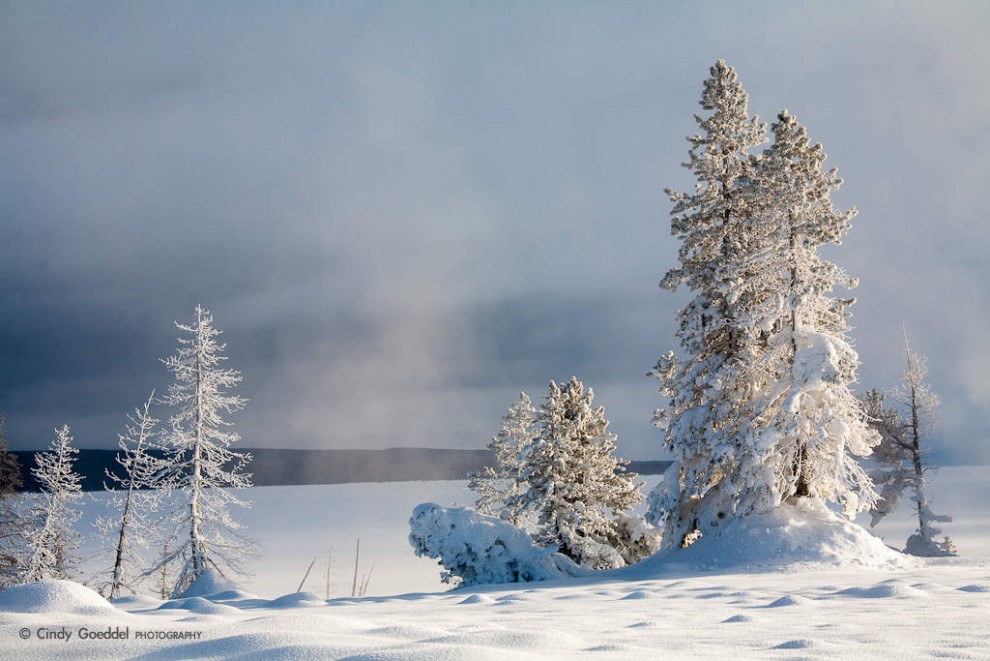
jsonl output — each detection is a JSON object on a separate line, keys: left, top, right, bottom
{"left": 1, "top": 467, "right": 987, "bottom": 659}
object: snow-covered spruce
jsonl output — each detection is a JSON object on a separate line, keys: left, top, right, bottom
{"left": 22, "top": 425, "right": 83, "bottom": 583}
{"left": 408, "top": 503, "right": 587, "bottom": 587}
{"left": 467, "top": 392, "right": 536, "bottom": 530}
{"left": 93, "top": 392, "right": 170, "bottom": 599}
{"left": 731, "top": 110, "right": 877, "bottom": 516}
{"left": 512, "top": 378, "right": 658, "bottom": 569}
{"left": 866, "top": 334, "right": 955, "bottom": 556}
{"left": 650, "top": 65, "right": 878, "bottom": 547}
{"left": 648, "top": 59, "right": 769, "bottom": 547}
{"left": 151, "top": 305, "right": 254, "bottom": 597}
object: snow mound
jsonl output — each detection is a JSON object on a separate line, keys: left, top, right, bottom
{"left": 765, "top": 594, "right": 814, "bottom": 608}
{"left": 628, "top": 499, "right": 914, "bottom": 577}
{"left": 265, "top": 591, "right": 325, "bottom": 608}
{"left": 457, "top": 594, "right": 496, "bottom": 605}
{"left": 836, "top": 581, "right": 927, "bottom": 599}
{"left": 110, "top": 594, "right": 162, "bottom": 609}
{"left": 773, "top": 639, "right": 820, "bottom": 650}
{"left": 0, "top": 580, "right": 116, "bottom": 615}
{"left": 158, "top": 596, "right": 242, "bottom": 615}
{"left": 175, "top": 570, "right": 240, "bottom": 599}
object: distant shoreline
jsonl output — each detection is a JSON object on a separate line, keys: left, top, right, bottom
{"left": 11, "top": 448, "right": 671, "bottom": 492}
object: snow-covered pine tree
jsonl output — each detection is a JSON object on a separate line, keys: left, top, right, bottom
{"left": 95, "top": 392, "right": 169, "bottom": 599}
{"left": 866, "top": 334, "right": 954, "bottom": 556}
{"left": 22, "top": 425, "right": 83, "bottom": 582}
{"left": 467, "top": 392, "right": 535, "bottom": 528}
{"left": 0, "top": 413, "right": 26, "bottom": 587}
{"left": 154, "top": 305, "right": 253, "bottom": 597}
{"left": 648, "top": 59, "right": 767, "bottom": 547}
{"left": 516, "top": 378, "right": 657, "bottom": 569}
{"left": 732, "top": 110, "right": 877, "bottom": 518}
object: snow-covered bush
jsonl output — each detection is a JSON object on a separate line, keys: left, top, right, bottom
{"left": 408, "top": 503, "right": 587, "bottom": 587}
{"left": 614, "top": 513, "right": 663, "bottom": 564}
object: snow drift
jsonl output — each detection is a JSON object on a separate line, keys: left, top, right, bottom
{"left": 628, "top": 498, "right": 914, "bottom": 578}
{"left": 0, "top": 580, "right": 117, "bottom": 615}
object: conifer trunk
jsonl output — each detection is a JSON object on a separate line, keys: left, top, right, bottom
{"left": 909, "top": 381, "right": 928, "bottom": 539}
{"left": 788, "top": 209, "right": 810, "bottom": 498}
{"left": 109, "top": 484, "right": 134, "bottom": 599}
{"left": 190, "top": 309, "right": 206, "bottom": 580}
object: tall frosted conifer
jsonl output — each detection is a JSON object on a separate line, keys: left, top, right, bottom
{"left": 648, "top": 60, "right": 767, "bottom": 547}
{"left": 736, "top": 110, "right": 877, "bottom": 517}
{"left": 154, "top": 305, "right": 253, "bottom": 597}
{"left": 651, "top": 65, "right": 877, "bottom": 548}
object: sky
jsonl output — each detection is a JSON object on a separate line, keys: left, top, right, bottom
{"left": 1, "top": 1, "right": 988, "bottom": 465}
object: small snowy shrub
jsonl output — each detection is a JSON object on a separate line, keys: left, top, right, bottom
{"left": 408, "top": 503, "right": 586, "bottom": 587}
{"left": 513, "top": 377, "right": 658, "bottom": 569}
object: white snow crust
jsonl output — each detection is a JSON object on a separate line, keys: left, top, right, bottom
{"left": 0, "top": 467, "right": 985, "bottom": 660}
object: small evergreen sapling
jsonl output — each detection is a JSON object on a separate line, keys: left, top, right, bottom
{"left": 94, "top": 393, "right": 169, "bottom": 599}
{"left": 866, "top": 335, "right": 955, "bottom": 556}
{"left": 515, "top": 378, "right": 658, "bottom": 569}
{"left": 468, "top": 392, "right": 535, "bottom": 529}
{"left": 23, "top": 425, "right": 83, "bottom": 582}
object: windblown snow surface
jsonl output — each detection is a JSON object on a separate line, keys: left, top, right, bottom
{"left": 1, "top": 468, "right": 987, "bottom": 659}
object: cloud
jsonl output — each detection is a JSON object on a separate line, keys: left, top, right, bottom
{"left": 0, "top": 2, "right": 987, "bottom": 467}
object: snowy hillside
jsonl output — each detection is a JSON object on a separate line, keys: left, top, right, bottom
{"left": 0, "top": 467, "right": 986, "bottom": 659}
